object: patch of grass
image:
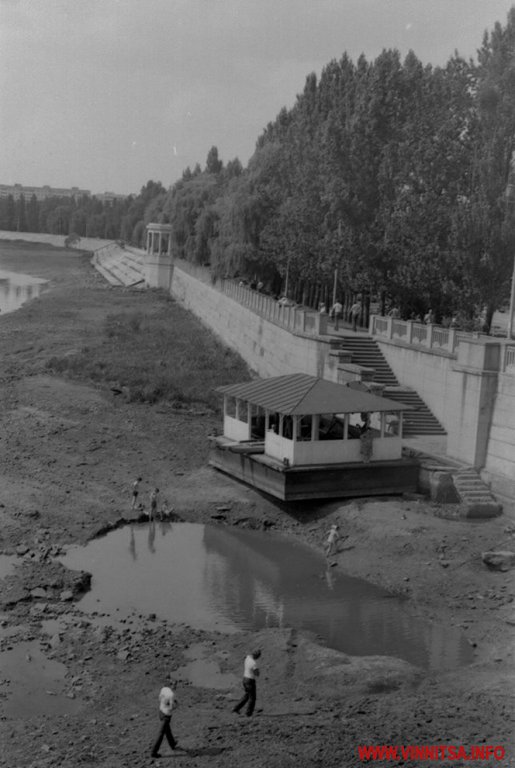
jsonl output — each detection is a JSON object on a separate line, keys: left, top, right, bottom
{"left": 45, "top": 301, "right": 250, "bottom": 408}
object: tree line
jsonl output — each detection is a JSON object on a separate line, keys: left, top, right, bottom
{"left": 2, "top": 10, "right": 514, "bottom": 330}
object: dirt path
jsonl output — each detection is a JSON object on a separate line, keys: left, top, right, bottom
{"left": 0, "top": 241, "right": 514, "bottom": 767}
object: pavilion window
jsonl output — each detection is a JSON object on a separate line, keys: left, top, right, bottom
{"left": 297, "top": 415, "right": 312, "bottom": 441}
{"left": 282, "top": 415, "right": 293, "bottom": 440}
{"left": 318, "top": 414, "right": 344, "bottom": 440}
{"left": 251, "top": 405, "right": 266, "bottom": 439}
{"left": 225, "top": 396, "right": 236, "bottom": 418}
{"left": 236, "top": 399, "right": 248, "bottom": 423}
{"left": 385, "top": 412, "right": 400, "bottom": 436}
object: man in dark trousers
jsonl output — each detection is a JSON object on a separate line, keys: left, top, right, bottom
{"left": 232, "top": 649, "right": 261, "bottom": 717}
{"left": 151, "top": 679, "right": 178, "bottom": 758}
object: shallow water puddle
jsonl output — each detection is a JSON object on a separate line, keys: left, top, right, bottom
{"left": 176, "top": 644, "right": 239, "bottom": 689}
{"left": 0, "top": 640, "right": 81, "bottom": 718}
{"left": 60, "top": 522, "right": 473, "bottom": 670}
{"left": 0, "top": 269, "right": 46, "bottom": 314}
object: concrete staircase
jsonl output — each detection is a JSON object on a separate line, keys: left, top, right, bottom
{"left": 93, "top": 245, "right": 145, "bottom": 287}
{"left": 452, "top": 469, "right": 502, "bottom": 517}
{"left": 339, "top": 336, "right": 446, "bottom": 437}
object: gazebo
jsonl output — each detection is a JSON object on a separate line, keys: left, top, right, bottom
{"left": 210, "top": 373, "right": 418, "bottom": 500}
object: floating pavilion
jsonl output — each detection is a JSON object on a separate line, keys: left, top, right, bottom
{"left": 209, "top": 373, "right": 418, "bottom": 500}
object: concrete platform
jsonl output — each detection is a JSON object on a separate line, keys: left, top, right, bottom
{"left": 209, "top": 439, "right": 419, "bottom": 501}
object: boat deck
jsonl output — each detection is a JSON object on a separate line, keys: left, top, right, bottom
{"left": 209, "top": 436, "right": 418, "bottom": 501}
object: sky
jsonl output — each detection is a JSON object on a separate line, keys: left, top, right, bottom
{"left": 0, "top": 0, "right": 513, "bottom": 196}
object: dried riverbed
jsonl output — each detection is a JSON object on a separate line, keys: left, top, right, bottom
{"left": 0, "top": 240, "right": 514, "bottom": 767}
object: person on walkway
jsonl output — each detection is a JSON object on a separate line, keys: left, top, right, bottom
{"left": 424, "top": 309, "right": 434, "bottom": 325}
{"left": 131, "top": 477, "right": 142, "bottom": 510}
{"left": 324, "top": 524, "right": 339, "bottom": 557}
{"left": 350, "top": 299, "right": 362, "bottom": 332}
{"left": 151, "top": 681, "right": 178, "bottom": 758}
{"left": 330, "top": 300, "right": 343, "bottom": 331}
{"left": 233, "top": 649, "right": 261, "bottom": 717}
{"left": 149, "top": 488, "right": 159, "bottom": 521}
{"left": 319, "top": 302, "right": 327, "bottom": 315}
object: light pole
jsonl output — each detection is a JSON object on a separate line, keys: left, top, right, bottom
{"left": 508, "top": 254, "right": 515, "bottom": 340}
{"left": 506, "top": 175, "right": 515, "bottom": 340}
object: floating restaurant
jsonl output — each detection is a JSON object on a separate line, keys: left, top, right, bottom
{"left": 209, "top": 373, "right": 418, "bottom": 500}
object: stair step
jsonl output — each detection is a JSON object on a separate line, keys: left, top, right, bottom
{"left": 339, "top": 335, "right": 446, "bottom": 436}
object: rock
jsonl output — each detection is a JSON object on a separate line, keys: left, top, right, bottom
{"left": 117, "top": 650, "right": 130, "bottom": 661}
{"left": 482, "top": 551, "right": 515, "bottom": 572}
{"left": 16, "top": 545, "right": 29, "bottom": 556}
{"left": 30, "top": 603, "right": 48, "bottom": 615}
{"left": 60, "top": 590, "right": 74, "bottom": 602}
{"left": 49, "top": 634, "right": 61, "bottom": 649}
{"left": 72, "top": 571, "right": 92, "bottom": 594}
{"left": 30, "top": 588, "right": 48, "bottom": 599}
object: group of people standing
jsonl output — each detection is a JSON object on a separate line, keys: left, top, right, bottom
{"left": 131, "top": 477, "right": 164, "bottom": 520}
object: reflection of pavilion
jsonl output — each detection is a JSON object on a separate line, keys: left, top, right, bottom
{"left": 210, "top": 373, "right": 418, "bottom": 500}
{"left": 202, "top": 525, "right": 472, "bottom": 670}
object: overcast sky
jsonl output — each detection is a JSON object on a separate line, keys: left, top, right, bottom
{"left": 0, "top": 0, "right": 513, "bottom": 195}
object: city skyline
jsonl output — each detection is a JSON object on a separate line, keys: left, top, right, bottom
{"left": 1, "top": 0, "right": 513, "bottom": 195}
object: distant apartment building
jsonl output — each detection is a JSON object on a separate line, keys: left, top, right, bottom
{"left": 94, "top": 191, "right": 128, "bottom": 204}
{"left": 0, "top": 183, "right": 91, "bottom": 201}
{"left": 0, "top": 184, "right": 128, "bottom": 203}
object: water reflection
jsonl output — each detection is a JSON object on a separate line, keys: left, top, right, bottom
{"left": 60, "top": 523, "right": 473, "bottom": 670}
{"left": 0, "top": 269, "right": 46, "bottom": 315}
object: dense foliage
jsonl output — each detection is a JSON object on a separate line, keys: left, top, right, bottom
{"left": 2, "top": 11, "right": 514, "bottom": 328}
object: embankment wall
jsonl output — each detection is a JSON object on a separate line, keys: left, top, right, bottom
{"left": 170, "top": 263, "right": 337, "bottom": 380}
{"left": 375, "top": 338, "right": 515, "bottom": 500}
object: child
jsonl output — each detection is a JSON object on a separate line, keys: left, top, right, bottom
{"left": 324, "top": 524, "right": 339, "bottom": 557}
{"left": 131, "top": 477, "right": 142, "bottom": 510}
{"left": 149, "top": 488, "right": 159, "bottom": 521}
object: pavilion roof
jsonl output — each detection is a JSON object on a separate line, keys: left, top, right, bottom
{"left": 216, "top": 373, "right": 412, "bottom": 416}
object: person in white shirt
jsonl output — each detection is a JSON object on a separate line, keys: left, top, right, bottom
{"left": 232, "top": 650, "right": 261, "bottom": 717}
{"left": 151, "top": 681, "right": 178, "bottom": 758}
{"left": 330, "top": 301, "right": 343, "bottom": 330}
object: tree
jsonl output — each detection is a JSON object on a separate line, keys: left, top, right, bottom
{"left": 205, "top": 146, "right": 223, "bottom": 175}
{"left": 449, "top": 9, "right": 515, "bottom": 328}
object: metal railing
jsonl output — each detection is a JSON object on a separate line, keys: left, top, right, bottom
{"left": 173, "top": 260, "right": 328, "bottom": 338}
{"left": 370, "top": 315, "right": 468, "bottom": 355}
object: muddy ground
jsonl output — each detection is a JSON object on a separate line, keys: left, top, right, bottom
{"left": 0, "top": 242, "right": 514, "bottom": 767}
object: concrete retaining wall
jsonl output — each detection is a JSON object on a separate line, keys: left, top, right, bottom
{"left": 375, "top": 337, "right": 515, "bottom": 499}
{"left": 484, "top": 371, "right": 515, "bottom": 499}
{"left": 170, "top": 263, "right": 334, "bottom": 379}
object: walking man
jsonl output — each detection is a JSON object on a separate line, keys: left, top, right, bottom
{"left": 350, "top": 298, "right": 362, "bottom": 332}
{"left": 233, "top": 649, "right": 261, "bottom": 717}
{"left": 151, "top": 680, "right": 178, "bottom": 758}
{"left": 131, "top": 477, "right": 142, "bottom": 510}
{"left": 330, "top": 300, "right": 343, "bottom": 331}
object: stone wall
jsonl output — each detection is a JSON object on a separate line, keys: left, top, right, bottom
{"left": 375, "top": 336, "right": 515, "bottom": 499}
{"left": 170, "top": 263, "right": 335, "bottom": 379}
{"left": 484, "top": 370, "right": 515, "bottom": 499}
